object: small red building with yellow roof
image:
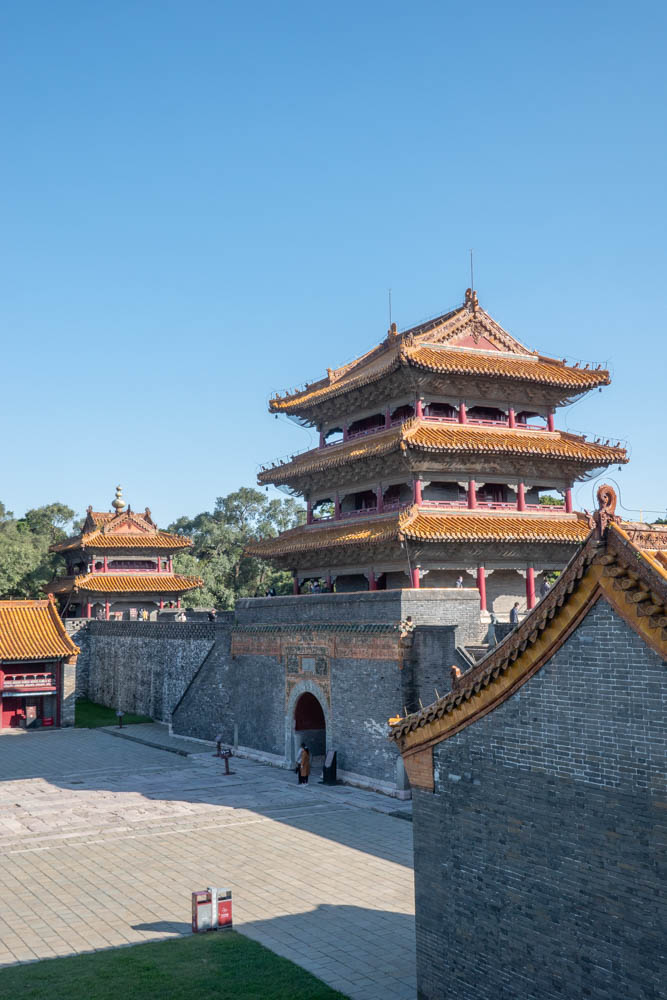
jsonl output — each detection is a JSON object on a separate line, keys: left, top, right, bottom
{"left": 0, "top": 595, "right": 79, "bottom": 729}
{"left": 48, "top": 487, "right": 202, "bottom": 620}
{"left": 249, "top": 290, "right": 627, "bottom": 616}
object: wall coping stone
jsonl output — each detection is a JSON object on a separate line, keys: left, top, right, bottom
{"left": 232, "top": 622, "right": 401, "bottom": 634}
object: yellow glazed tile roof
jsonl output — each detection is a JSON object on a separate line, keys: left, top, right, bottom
{"left": 405, "top": 345, "right": 609, "bottom": 390}
{"left": 258, "top": 420, "right": 627, "bottom": 485}
{"left": 72, "top": 574, "right": 203, "bottom": 593}
{"left": 247, "top": 509, "right": 589, "bottom": 557}
{"left": 52, "top": 531, "right": 193, "bottom": 553}
{"left": 400, "top": 510, "right": 590, "bottom": 544}
{"left": 246, "top": 515, "right": 401, "bottom": 558}
{"left": 269, "top": 302, "right": 610, "bottom": 413}
{"left": 404, "top": 422, "right": 625, "bottom": 462}
{"left": 0, "top": 597, "right": 79, "bottom": 661}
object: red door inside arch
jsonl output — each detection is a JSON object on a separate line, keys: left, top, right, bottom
{"left": 294, "top": 692, "right": 325, "bottom": 731}
{"left": 294, "top": 692, "right": 326, "bottom": 758}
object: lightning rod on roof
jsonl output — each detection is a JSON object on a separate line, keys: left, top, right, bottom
{"left": 469, "top": 249, "right": 474, "bottom": 295}
{"left": 388, "top": 288, "right": 392, "bottom": 329}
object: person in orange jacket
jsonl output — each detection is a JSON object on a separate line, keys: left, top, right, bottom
{"left": 298, "top": 746, "right": 311, "bottom": 785}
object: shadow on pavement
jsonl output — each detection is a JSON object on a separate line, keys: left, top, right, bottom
{"left": 0, "top": 728, "right": 413, "bottom": 870}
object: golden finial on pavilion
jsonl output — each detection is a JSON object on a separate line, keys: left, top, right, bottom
{"left": 111, "top": 485, "right": 126, "bottom": 512}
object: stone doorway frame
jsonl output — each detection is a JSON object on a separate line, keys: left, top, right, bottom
{"left": 285, "top": 679, "right": 331, "bottom": 768}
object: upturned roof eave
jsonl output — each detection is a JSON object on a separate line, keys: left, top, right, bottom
{"left": 257, "top": 420, "right": 627, "bottom": 488}
{"left": 387, "top": 504, "right": 667, "bottom": 760}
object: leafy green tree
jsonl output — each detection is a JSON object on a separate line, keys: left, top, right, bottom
{"left": 0, "top": 502, "right": 76, "bottom": 599}
{"left": 170, "top": 487, "right": 304, "bottom": 609}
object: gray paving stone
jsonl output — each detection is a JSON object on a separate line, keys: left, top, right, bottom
{"left": 0, "top": 727, "right": 416, "bottom": 999}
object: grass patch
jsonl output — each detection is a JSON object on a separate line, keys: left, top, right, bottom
{"left": 75, "top": 698, "right": 153, "bottom": 729}
{"left": 0, "top": 932, "right": 348, "bottom": 999}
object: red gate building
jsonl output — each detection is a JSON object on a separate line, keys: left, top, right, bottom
{"left": 0, "top": 596, "right": 80, "bottom": 729}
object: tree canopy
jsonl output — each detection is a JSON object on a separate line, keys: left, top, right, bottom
{"left": 169, "top": 487, "right": 304, "bottom": 609}
{"left": 0, "top": 489, "right": 303, "bottom": 608}
{"left": 0, "top": 502, "right": 76, "bottom": 599}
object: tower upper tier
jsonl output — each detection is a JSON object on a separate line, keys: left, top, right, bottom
{"left": 269, "top": 291, "right": 610, "bottom": 425}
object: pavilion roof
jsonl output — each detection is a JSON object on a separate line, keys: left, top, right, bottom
{"left": 47, "top": 574, "right": 202, "bottom": 595}
{"left": 246, "top": 508, "right": 589, "bottom": 559}
{"left": 0, "top": 596, "right": 80, "bottom": 661}
{"left": 269, "top": 295, "right": 609, "bottom": 415}
{"left": 258, "top": 420, "right": 627, "bottom": 486}
{"left": 52, "top": 531, "right": 192, "bottom": 553}
{"left": 387, "top": 488, "right": 667, "bottom": 785}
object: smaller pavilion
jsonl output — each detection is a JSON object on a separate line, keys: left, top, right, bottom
{"left": 0, "top": 595, "right": 79, "bottom": 729}
{"left": 48, "top": 487, "right": 202, "bottom": 620}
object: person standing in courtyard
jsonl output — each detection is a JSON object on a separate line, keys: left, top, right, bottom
{"left": 510, "top": 602, "right": 520, "bottom": 625}
{"left": 298, "top": 745, "right": 311, "bottom": 785}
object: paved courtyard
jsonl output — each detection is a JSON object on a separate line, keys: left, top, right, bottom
{"left": 0, "top": 726, "right": 416, "bottom": 999}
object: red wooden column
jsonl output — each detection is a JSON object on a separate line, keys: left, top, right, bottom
{"left": 468, "top": 480, "right": 477, "bottom": 509}
{"left": 369, "top": 570, "right": 377, "bottom": 591}
{"left": 411, "top": 567, "right": 420, "bottom": 589}
{"left": 307, "top": 501, "right": 313, "bottom": 525}
{"left": 414, "top": 479, "right": 423, "bottom": 505}
{"left": 459, "top": 402, "right": 467, "bottom": 423}
{"left": 105, "top": 600, "right": 110, "bottom": 621}
{"left": 319, "top": 429, "right": 325, "bottom": 448}
{"left": 526, "top": 567, "right": 536, "bottom": 609}
{"left": 159, "top": 598, "right": 164, "bottom": 610}
{"left": 334, "top": 493, "right": 341, "bottom": 520}
{"left": 168, "top": 557, "right": 173, "bottom": 572}
{"left": 103, "top": 556, "right": 108, "bottom": 572}
{"left": 517, "top": 482, "right": 526, "bottom": 511}
{"left": 376, "top": 486, "right": 384, "bottom": 513}
{"left": 476, "top": 566, "right": 487, "bottom": 611}
{"left": 547, "top": 410, "right": 555, "bottom": 432}
{"left": 565, "top": 488, "right": 573, "bottom": 513}
{"left": 415, "top": 398, "right": 424, "bottom": 420}
{"left": 325, "top": 574, "right": 332, "bottom": 592}
{"left": 343, "top": 424, "right": 349, "bottom": 442}
{"left": 156, "top": 557, "right": 161, "bottom": 574}
{"left": 293, "top": 572, "right": 299, "bottom": 595}
{"left": 508, "top": 407, "right": 516, "bottom": 428}
{"left": 86, "top": 602, "right": 92, "bottom": 619}
{"left": 385, "top": 405, "right": 391, "bottom": 428}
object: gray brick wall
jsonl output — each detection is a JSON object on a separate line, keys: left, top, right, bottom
{"left": 236, "top": 589, "right": 480, "bottom": 636}
{"left": 411, "top": 599, "right": 666, "bottom": 1000}
{"left": 172, "top": 625, "right": 286, "bottom": 752}
{"left": 329, "top": 654, "right": 404, "bottom": 783}
{"left": 70, "top": 620, "right": 216, "bottom": 722}
{"left": 69, "top": 591, "right": 483, "bottom": 791}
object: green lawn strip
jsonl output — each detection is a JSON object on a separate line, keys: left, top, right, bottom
{"left": 75, "top": 698, "right": 153, "bottom": 728}
{"left": 0, "top": 932, "right": 349, "bottom": 1000}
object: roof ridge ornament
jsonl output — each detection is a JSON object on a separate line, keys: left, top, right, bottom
{"left": 464, "top": 288, "right": 478, "bottom": 313}
{"left": 111, "top": 485, "right": 126, "bottom": 513}
{"left": 584, "top": 483, "right": 620, "bottom": 536}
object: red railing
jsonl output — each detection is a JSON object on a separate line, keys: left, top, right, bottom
{"left": 312, "top": 498, "right": 567, "bottom": 521}
{"left": 339, "top": 506, "right": 378, "bottom": 519}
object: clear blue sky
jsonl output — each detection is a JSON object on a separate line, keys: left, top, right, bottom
{"left": 2, "top": 1, "right": 665, "bottom": 525}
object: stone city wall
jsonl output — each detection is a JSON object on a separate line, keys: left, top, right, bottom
{"left": 68, "top": 591, "right": 479, "bottom": 794}
{"left": 411, "top": 599, "right": 666, "bottom": 1000}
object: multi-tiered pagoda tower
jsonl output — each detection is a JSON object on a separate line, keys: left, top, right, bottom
{"left": 249, "top": 291, "right": 627, "bottom": 615}
{"left": 48, "top": 487, "right": 201, "bottom": 620}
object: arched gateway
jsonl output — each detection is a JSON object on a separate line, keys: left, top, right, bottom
{"left": 285, "top": 680, "right": 330, "bottom": 767}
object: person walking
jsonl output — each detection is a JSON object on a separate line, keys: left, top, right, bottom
{"left": 298, "top": 745, "right": 311, "bottom": 785}
{"left": 510, "top": 602, "right": 520, "bottom": 625}
{"left": 455, "top": 575, "right": 464, "bottom": 588}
